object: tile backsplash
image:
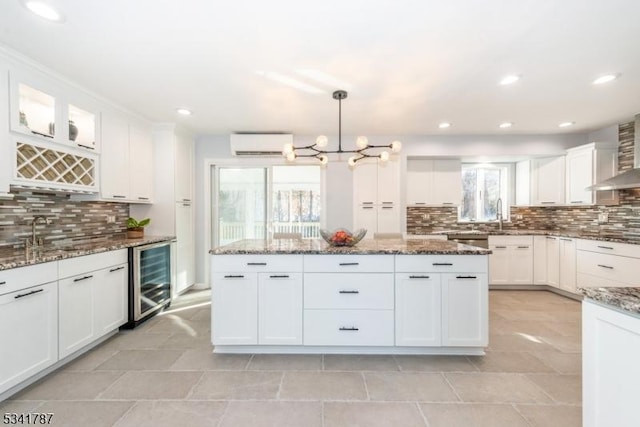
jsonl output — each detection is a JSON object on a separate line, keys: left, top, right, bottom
{"left": 0, "top": 191, "right": 129, "bottom": 248}
{"left": 407, "top": 121, "right": 640, "bottom": 240}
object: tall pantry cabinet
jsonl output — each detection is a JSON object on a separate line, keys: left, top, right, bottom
{"left": 130, "top": 124, "right": 195, "bottom": 296}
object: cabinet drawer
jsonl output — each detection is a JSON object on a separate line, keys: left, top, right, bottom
{"left": 577, "top": 239, "right": 640, "bottom": 259}
{"left": 395, "top": 255, "right": 488, "bottom": 273}
{"left": 59, "top": 249, "right": 127, "bottom": 279}
{"left": 212, "top": 255, "right": 303, "bottom": 273}
{"left": 303, "top": 309, "right": 394, "bottom": 346}
{"left": 577, "top": 250, "right": 640, "bottom": 286}
{"left": 304, "top": 273, "right": 394, "bottom": 309}
{"left": 577, "top": 273, "right": 634, "bottom": 288}
{"left": 488, "top": 235, "right": 533, "bottom": 247}
{"left": 0, "top": 262, "right": 57, "bottom": 296}
{"left": 303, "top": 255, "right": 394, "bottom": 273}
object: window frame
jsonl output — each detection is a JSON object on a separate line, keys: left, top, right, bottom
{"left": 458, "top": 163, "right": 513, "bottom": 223}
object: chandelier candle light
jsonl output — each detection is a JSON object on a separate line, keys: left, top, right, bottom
{"left": 282, "top": 90, "right": 402, "bottom": 166}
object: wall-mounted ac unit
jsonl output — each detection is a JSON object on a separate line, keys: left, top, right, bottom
{"left": 230, "top": 133, "right": 293, "bottom": 156}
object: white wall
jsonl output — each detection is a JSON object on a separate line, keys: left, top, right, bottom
{"left": 193, "top": 131, "right": 587, "bottom": 283}
{"left": 587, "top": 124, "right": 618, "bottom": 144}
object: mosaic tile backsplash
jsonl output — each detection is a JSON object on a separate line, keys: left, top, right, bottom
{"left": 0, "top": 191, "right": 129, "bottom": 248}
{"left": 407, "top": 121, "right": 640, "bottom": 240}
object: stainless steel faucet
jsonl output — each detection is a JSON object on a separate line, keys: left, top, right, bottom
{"left": 496, "top": 198, "right": 504, "bottom": 231}
{"left": 28, "top": 216, "right": 50, "bottom": 248}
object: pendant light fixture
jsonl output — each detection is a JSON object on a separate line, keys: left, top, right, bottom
{"left": 282, "top": 90, "right": 402, "bottom": 166}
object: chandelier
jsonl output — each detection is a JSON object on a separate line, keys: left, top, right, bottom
{"left": 282, "top": 90, "right": 402, "bottom": 166}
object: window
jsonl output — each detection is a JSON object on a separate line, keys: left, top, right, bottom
{"left": 460, "top": 164, "right": 509, "bottom": 222}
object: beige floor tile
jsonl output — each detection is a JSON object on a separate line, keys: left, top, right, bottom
{"left": 279, "top": 372, "right": 367, "bottom": 400}
{"left": 487, "top": 333, "right": 556, "bottom": 352}
{"left": 170, "top": 350, "right": 251, "bottom": 370}
{"left": 489, "top": 319, "right": 564, "bottom": 337}
{"left": 365, "top": 372, "right": 458, "bottom": 402}
{"left": 468, "top": 351, "right": 555, "bottom": 373}
{"left": 12, "top": 371, "right": 124, "bottom": 400}
{"left": 142, "top": 315, "right": 210, "bottom": 335}
{"left": 420, "top": 403, "right": 530, "bottom": 427}
{"left": 220, "top": 401, "right": 322, "bottom": 427}
{"left": 35, "top": 401, "right": 134, "bottom": 427}
{"left": 100, "top": 371, "right": 202, "bottom": 399}
{"left": 324, "top": 402, "right": 426, "bottom": 427}
{"left": 0, "top": 400, "right": 43, "bottom": 413}
{"left": 543, "top": 310, "right": 582, "bottom": 322}
{"left": 158, "top": 334, "right": 212, "bottom": 350}
{"left": 515, "top": 404, "right": 582, "bottom": 427}
{"left": 323, "top": 355, "right": 400, "bottom": 371}
{"left": 526, "top": 374, "right": 582, "bottom": 404}
{"left": 530, "top": 351, "right": 581, "bottom": 374}
{"left": 95, "top": 349, "right": 184, "bottom": 371}
{"left": 395, "top": 355, "right": 477, "bottom": 372}
{"left": 493, "top": 310, "right": 557, "bottom": 322}
{"left": 445, "top": 373, "right": 553, "bottom": 404}
{"left": 539, "top": 335, "right": 582, "bottom": 353}
{"left": 100, "top": 331, "right": 172, "bottom": 350}
{"left": 190, "top": 371, "right": 281, "bottom": 400}
{"left": 247, "top": 354, "right": 322, "bottom": 371}
{"left": 187, "top": 307, "right": 212, "bottom": 322}
{"left": 61, "top": 346, "right": 119, "bottom": 371}
{"left": 540, "top": 321, "right": 581, "bottom": 337}
{"left": 114, "top": 401, "right": 226, "bottom": 427}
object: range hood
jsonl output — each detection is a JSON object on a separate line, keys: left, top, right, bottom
{"left": 588, "top": 114, "right": 640, "bottom": 191}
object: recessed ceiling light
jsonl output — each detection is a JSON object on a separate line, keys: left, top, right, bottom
{"left": 499, "top": 75, "right": 520, "bottom": 85}
{"left": 438, "top": 122, "right": 451, "bottom": 129}
{"left": 176, "top": 108, "right": 192, "bottom": 116}
{"left": 23, "top": 1, "right": 64, "bottom": 22}
{"left": 558, "top": 121, "right": 575, "bottom": 128}
{"left": 499, "top": 122, "right": 513, "bottom": 129}
{"left": 592, "top": 74, "right": 619, "bottom": 85}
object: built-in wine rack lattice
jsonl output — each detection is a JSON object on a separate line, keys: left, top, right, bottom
{"left": 16, "top": 142, "right": 96, "bottom": 187}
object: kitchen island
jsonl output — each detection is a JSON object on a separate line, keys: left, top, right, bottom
{"left": 210, "top": 238, "right": 490, "bottom": 355}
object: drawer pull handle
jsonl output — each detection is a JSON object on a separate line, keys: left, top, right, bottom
{"left": 597, "top": 264, "right": 614, "bottom": 270}
{"left": 381, "top": 201, "right": 394, "bottom": 204}
{"left": 560, "top": 238, "right": 572, "bottom": 242}
{"left": 381, "top": 206, "right": 393, "bottom": 209}
{"left": 0, "top": 281, "right": 6, "bottom": 285}
{"left": 339, "top": 290, "right": 359, "bottom": 294}
{"left": 77, "top": 143, "right": 95, "bottom": 150}
{"left": 540, "top": 201, "right": 555, "bottom": 204}
{"left": 31, "top": 130, "right": 53, "bottom": 138}
{"left": 14, "top": 288, "right": 43, "bottom": 299}
{"left": 456, "top": 275, "right": 477, "bottom": 279}
{"left": 269, "top": 275, "right": 290, "bottom": 278}
{"left": 495, "top": 246, "right": 507, "bottom": 249}
{"left": 571, "top": 201, "right": 583, "bottom": 204}
{"left": 339, "top": 327, "right": 359, "bottom": 331}
{"left": 182, "top": 199, "right": 191, "bottom": 202}
{"left": 138, "top": 197, "right": 150, "bottom": 200}
{"left": 597, "top": 246, "right": 614, "bottom": 250}
{"left": 339, "top": 262, "right": 359, "bottom": 266}
{"left": 362, "top": 207, "right": 374, "bottom": 210}
{"left": 73, "top": 275, "right": 94, "bottom": 282}
{"left": 362, "top": 202, "right": 374, "bottom": 205}
{"left": 112, "top": 195, "right": 127, "bottom": 199}
{"left": 224, "top": 275, "right": 245, "bottom": 278}
{"left": 247, "top": 262, "right": 267, "bottom": 266}
{"left": 433, "top": 263, "right": 453, "bottom": 266}
{"left": 517, "top": 246, "right": 530, "bottom": 249}
{"left": 409, "top": 275, "right": 430, "bottom": 279}
{"left": 546, "top": 237, "right": 556, "bottom": 240}
{"left": 415, "top": 202, "right": 426, "bottom": 205}
{"left": 109, "top": 266, "right": 125, "bottom": 272}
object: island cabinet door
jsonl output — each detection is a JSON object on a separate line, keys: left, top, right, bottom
{"left": 258, "top": 273, "right": 303, "bottom": 345}
{"left": 441, "top": 273, "right": 488, "bottom": 347}
{"left": 212, "top": 273, "right": 258, "bottom": 345}
{"left": 395, "top": 273, "right": 442, "bottom": 346}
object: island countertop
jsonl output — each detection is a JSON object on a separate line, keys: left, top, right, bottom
{"left": 210, "top": 238, "right": 491, "bottom": 255}
{"left": 580, "top": 287, "right": 640, "bottom": 317}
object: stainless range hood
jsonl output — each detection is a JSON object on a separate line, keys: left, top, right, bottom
{"left": 588, "top": 114, "right": 640, "bottom": 191}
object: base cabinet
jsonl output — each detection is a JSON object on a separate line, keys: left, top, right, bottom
{"left": 488, "top": 236, "right": 533, "bottom": 285}
{"left": 258, "top": 273, "right": 302, "bottom": 345}
{"left": 583, "top": 300, "right": 640, "bottom": 427}
{"left": 211, "top": 273, "right": 258, "bottom": 345}
{"left": 442, "top": 274, "right": 488, "bottom": 347}
{"left": 0, "top": 282, "right": 58, "bottom": 396}
{"left": 395, "top": 274, "right": 442, "bottom": 346}
{"left": 558, "top": 238, "right": 577, "bottom": 293}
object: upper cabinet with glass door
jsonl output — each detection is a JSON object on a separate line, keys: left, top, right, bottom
{"left": 9, "top": 71, "right": 98, "bottom": 151}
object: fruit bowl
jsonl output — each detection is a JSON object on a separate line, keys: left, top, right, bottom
{"left": 319, "top": 228, "right": 367, "bottom": 247}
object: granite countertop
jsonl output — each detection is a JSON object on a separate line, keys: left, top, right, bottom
{"left": 0, "top": 235, "right": 175, "bottom": 271}
{"left": 210, "top": 238, "right": 491, "bottom": 255}
{"left": 580, "top": 287, "right": 640, "bottom": 316}
{"left": 429, "top": 229, "right": 640, "bottom": 244}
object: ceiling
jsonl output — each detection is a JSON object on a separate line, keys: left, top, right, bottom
{"left": 1, "top": 0, "right": 640, "bottom": 136}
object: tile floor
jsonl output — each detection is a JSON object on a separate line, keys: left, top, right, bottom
{"left": 1, "top": 290, "right": 582, "bottom": 426}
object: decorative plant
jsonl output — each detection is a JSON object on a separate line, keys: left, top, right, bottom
{"left": 127, "top": 217, "right": 151, "bottom": 230}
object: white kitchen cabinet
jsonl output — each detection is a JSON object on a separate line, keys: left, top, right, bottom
{"left": 576, "top": 240, "right": 640, "bottom": 288}
{"left": 0, "top": 281, "right": 58, "bottom": 396}
{"left": 558, "top": 237, "right": 577, "bottom": 293}
{"left": 442, "top": 273, "right": 488, "bottom": 347}
{"left": 211, "top": 272, "right": 258, "bottom": 345}
{"left": 395, "top": 273, "right": 442, "bottom": 346}
{"left": 58, "top": 250, "right": 128, "bottom": 359}
{"left": 258, "top": 273, "right": 303, "bottom": 345}
{"left": 175, "top": 201, "right": 195, "bottom": 294}
{"left": 533, "top": 236, "right": 548, "bottom": 285}
{"left": 175, "top": 127, "right": 194, "bottom": 202}
{"left": 353, "top": 158, "right": 401, "bottom": 236}
{"left": 583, "top": 300, "right": 640, "bottom": 427}
{"left": 355, "top": 205, "right": 378, "bottom": 233}
{"left": 377, "top": 205, "right": 400, "bottom": 233}
{"left": 488, "top": 236, "right": 533, "bottom": 285}
{"left": 406, "top": 159, "right": 462, "bottom": 206}
{"left": 0, "top": 65, "right": 10, "bottom": 196}
{"left": 100, "top": 112, "right": 153, "bottom": 202}
{"left": 516, "top": 156, "right": 565, "bottom": 206}
{"left": 545, "top": 236, "right": 560, "bottom": 288}
{"left": 565, "top": 142, "right": 618, "bottom": 206}
{"left": 353, "top": 161, "right": 379, "bottom": 205}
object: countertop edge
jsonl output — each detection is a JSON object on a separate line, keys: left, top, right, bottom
{"left": 580, "top": 287, "right": 640, "bottom": 317}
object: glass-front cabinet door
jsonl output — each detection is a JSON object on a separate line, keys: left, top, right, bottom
{"left": 68, "top": 104, "right": 96, "bottom": 150}
{"left": 15, "top": 82, "right": 56, "bottom": 139}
